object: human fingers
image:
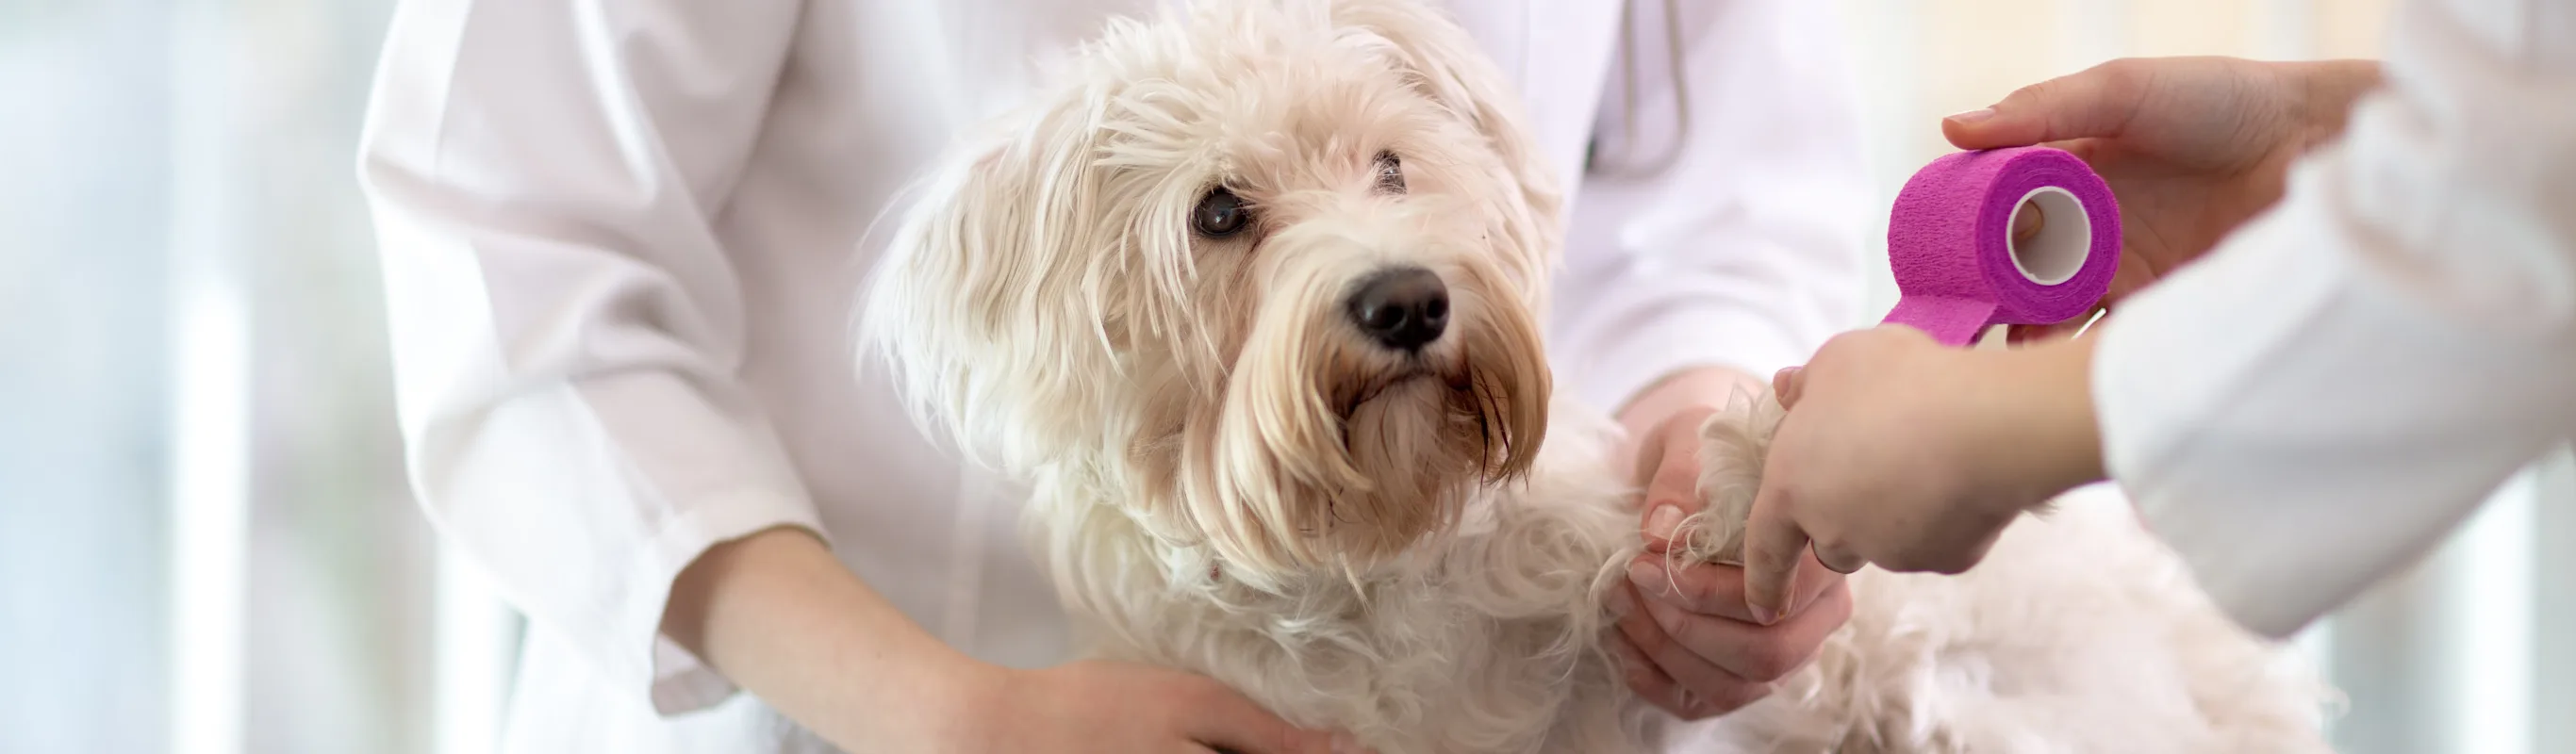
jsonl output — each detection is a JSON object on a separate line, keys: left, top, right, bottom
{"left": 1944, "top": 58, "right": 2154, "bottom": 151}
{"left": 1772, "top": 366, "right": 1805, "bottom": 409}
{"left": 1607, "top": 597, "right": 1772, "bottom": 715}
{"left": 2011, "top": 198, "right": 2046, "bottom": 248}
{"left": 1628, "top": 403, "right": 1676, "bottom": 489}
{"left": 1610, "top": 617, "right": 1697, "bottom": 716}
{"left": 1635, "top": 577, "right": 1851, "bottom": 684}
{"left": 1638, "top": 418, "right": 1708, "bottom": 552}
{"left": 1627, "top": 556, "right": 1753, "bottom": 623}
{"left": 2005, "top": 307, "right": 2101, "bottom": 346}
{"left": 1180, "top": 679, "right": 1346, "bottom": 754}
{"left": 1625, "top": 550, "right": 1843, "bottom": 623}
{"left": 1737, "top": 483, "right": 1811, "bottom": 626}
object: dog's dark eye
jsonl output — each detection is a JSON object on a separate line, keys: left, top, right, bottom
{"left": 1374, "top": 151, "right": 1405, "bottom": 193}
{"left": 1193, "top": 188, "right": 1252, "bottom": 238}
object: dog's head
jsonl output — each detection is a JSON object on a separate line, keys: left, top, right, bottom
{"left": 864, "top": 0, "right": 1562, "bottom": 586}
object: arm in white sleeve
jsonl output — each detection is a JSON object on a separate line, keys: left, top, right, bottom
{"left": 1549, "top": 0, "right": 1872, "bottom": 413}
{"left": 2094, "top": 0, "right": 2576, "bottom": 638}
{"left": 356, "top": 0, "right": 817, "bottom": 713}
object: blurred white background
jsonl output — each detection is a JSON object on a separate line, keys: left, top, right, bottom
{"left": 1, "top": 0, "right": 2568, "bottom": 752}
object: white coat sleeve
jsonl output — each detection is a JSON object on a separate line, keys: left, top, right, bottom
{"left": 1549, "top": 0, "right": 1872, "bottom": 414}
{"left": 2094, "top": 0, "right": 2576, "bottom": 638}
{"left": 355, "top": 0, "right": 817, "bottom": 714}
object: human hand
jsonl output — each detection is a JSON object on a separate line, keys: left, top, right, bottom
{"left": 1607, "top": 533, "right": 1853, "bottom": 718}
{"left": 1611, "top": 370, "right": 1854, "bottom": 718}
{"left": 664, "top": 529, "right": 1359, "bottom": 753}
{"left": 969, "top": 661, "right": 1362, "bottom": 754}
{"left": 1945, "top": 57, "right": 2382, "bottom": 342}
{"left": 1737, "top": 328, "right": 2107, "bottom": 617}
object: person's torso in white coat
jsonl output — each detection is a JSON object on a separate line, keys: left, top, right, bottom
{"left": 356, "top": 1, "right": 1867, "bottom": 750}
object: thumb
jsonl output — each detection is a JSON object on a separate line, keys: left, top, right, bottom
{"left": 1738, "top": 484, "right": 1809, "bottom": 627}
{"left": 1189, "top": 683, "right": 1348, "bottom": 754}
{"left": 1772, "top": 366, "right": 1806, "bottom": 409}
{"left": 1944, "top": 59, "right": 2147, "bottom": 151}
{"left": 1640, "top": 434, "right": 1703, "bottom": 551}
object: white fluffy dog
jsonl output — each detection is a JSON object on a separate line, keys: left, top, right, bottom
{"left": 862, "top": 1, "right": 2335, "bottom": 751}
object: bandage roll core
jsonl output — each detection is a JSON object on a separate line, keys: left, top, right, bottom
{"left": 1882, "top": 146, "right": 2120, "bottom": 346}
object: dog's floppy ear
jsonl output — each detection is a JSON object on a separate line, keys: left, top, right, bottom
{"left": 1330, "top": 0, "right": 1562, "bottom": 254}
{"left": 859, "top": 95, "right": 1125, "bottom": 473}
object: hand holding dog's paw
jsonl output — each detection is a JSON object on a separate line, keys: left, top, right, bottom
{"left": 972, "top": 661, "right": 1366, "bottom": 754}
{"left": 1613, "top": 381, "right": 1849, "bottom": 720}
{"left": 1674, "top": 387, "right": 1787, "bottom": 565}
{"left": 1739, "top": 328, "right": 2104, "bottom": 619}
{"left": 1609, "top": 550, "right": 1852, "bottom": 720}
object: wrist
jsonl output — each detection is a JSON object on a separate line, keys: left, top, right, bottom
{"left": 919, "top": 658, "right": 1014, "bottom": 752}
{"left": 668, "top": 526, "right": 998, "bottom": 751}
{"left": 2028, "top": 336, "right": 2107, "bottom": 492}
{"left": 1975, "top": 337, "right": 2107, "bottom": 507}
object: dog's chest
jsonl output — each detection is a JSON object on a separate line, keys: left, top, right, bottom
{"left": 1044, "top": 441, "right": 1643, "bottom": 751}
{"left": 1083, "top": 516, "right": 1636, "bottom": 752}
{"left": 1147, "top": 581, "right": 1601, "bottom": 752}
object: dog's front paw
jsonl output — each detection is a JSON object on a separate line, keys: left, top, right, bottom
{"left": 1674, "top": 388, "right": 1786, "bottom": 566}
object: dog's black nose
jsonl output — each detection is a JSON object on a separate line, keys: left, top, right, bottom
{"left": 1346, "top": 267, "right": 1448, "bottom": 352}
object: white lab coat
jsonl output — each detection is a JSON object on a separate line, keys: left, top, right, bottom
{"left": 355, "top": 0, "right": 1867, "bottom": 750}
{"left": 2096, "top": 0, "right": 2576, "bottom": 639}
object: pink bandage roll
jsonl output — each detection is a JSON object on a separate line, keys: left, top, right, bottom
{"left": 1882, "top": 146, "right": 2121, "bottom": 346}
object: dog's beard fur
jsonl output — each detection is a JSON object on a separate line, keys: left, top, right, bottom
{"left": 865, "top": 0, "right": 1564, "bottom": 592}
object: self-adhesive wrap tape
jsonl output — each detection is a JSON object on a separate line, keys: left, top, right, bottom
{"left": 1882, "top": 146, "right": 2121, "bottom": 346}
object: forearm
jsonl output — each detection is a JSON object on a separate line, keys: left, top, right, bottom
{"left": 664, "top": 527, "right": 995, "bottom": 751}
{"left": 1981, "top": 337, "right": 2108, "bottom": 505}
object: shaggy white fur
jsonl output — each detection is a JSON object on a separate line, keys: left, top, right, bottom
{"left": 860, "top": 1, "right": 2336, "bottom": 751}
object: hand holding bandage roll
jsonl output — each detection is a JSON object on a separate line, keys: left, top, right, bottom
{"left": 1739, "top": 57, "right": 2422, "bottom": 640}
{"left": 1731, "top": 147, "right": 2122, "bottom": 615}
